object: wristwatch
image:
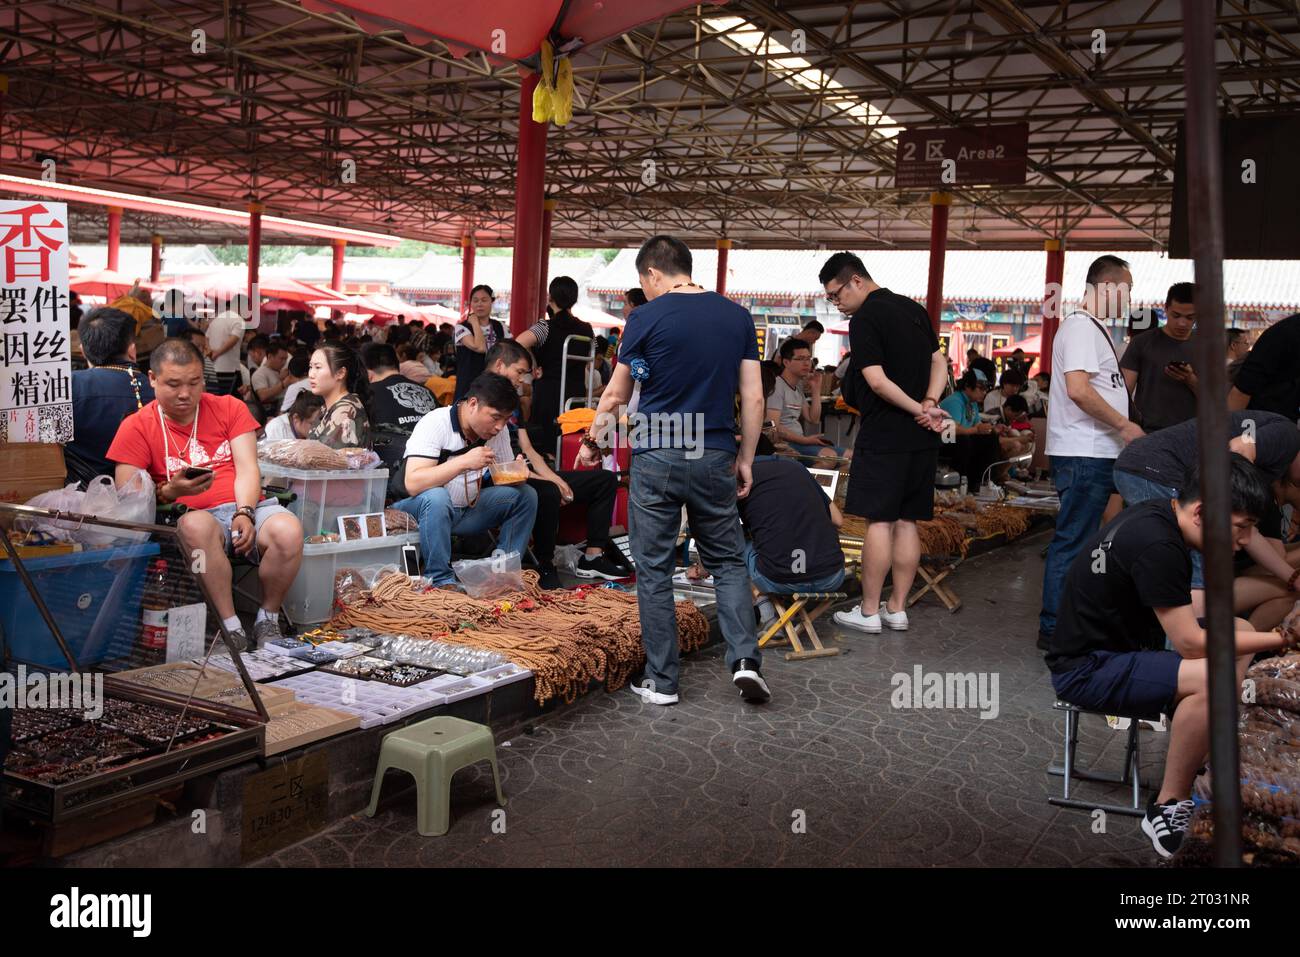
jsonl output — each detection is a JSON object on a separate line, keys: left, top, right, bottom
{"left": 233, "top": 505, "right": 257, "bottom": 524}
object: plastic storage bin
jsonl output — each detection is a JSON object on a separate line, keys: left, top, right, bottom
{"left": 0, "top": 542, "right": 161, "bottom": 668}
{"left": 258, "top": 461, "right": 389, "bottom": 539}
{"left": 282, "top": 533, "right": 419, "bottom": 626}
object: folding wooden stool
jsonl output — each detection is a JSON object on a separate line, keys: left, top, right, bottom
{"left": 758, "top": 591, "right": 846, "bottom": 661}
{"left": 907, "top": 555, "right": 962, "bottom": 612}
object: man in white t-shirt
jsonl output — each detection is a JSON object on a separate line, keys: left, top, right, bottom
{"left": 1038, "top": 255, "right": 1145, "bottom": 647}
{"left": 206, "top": 303, "right": 246, "bottom": 397}
{"left": 391, "top": 372, "right": 538, "bottom": 587}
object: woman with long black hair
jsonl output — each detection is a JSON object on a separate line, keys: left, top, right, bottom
{"left": 307, "top": 342, "right": 372, "bottom": 449}
{"left": 516, "top": 276, "right": 595, "bottom": 453}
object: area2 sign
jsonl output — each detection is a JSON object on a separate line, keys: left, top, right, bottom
{"left": 895, "top": 123, "right": 1029, "bottom": 189}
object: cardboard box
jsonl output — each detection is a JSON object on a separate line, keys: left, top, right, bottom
{"left": 0, "top": 443, "right": 66, "bottom": 506}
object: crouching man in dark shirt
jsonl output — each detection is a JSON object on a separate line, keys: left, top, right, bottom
{"left": 1043, "top": 455, "right": 1298, "bottom": 859}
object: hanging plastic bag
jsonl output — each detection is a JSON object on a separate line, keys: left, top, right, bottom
{"left": 19, "top": 473, "right": 154, "bottom": 544}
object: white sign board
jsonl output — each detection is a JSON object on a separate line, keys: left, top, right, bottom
{"left": 0, "top": 200, "right": 72, "bottom": 442}
{"left": 165, "top": 602, "right": 208, "bottom": 663}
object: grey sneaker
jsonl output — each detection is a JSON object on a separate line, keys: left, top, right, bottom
{"left": 252, "top": 616, "right": 286, "bottom": 649}
{"left": 224, "top": 627, "right": 251, "bottom": 654}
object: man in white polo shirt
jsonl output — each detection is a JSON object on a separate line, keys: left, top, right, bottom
{"left": 392, "top": 372, "right": 538, "bottom": 587}
{"left": 1038, "top": 254, "right": 1145, "bottom": 648}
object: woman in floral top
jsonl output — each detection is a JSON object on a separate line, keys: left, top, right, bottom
{"left": 307, "top": 343, "right": 372, "bottom": 449}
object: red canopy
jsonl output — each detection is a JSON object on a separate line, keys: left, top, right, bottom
{"left": 69, "top": 268, "right": 145, "bottom": 298}
{"left": 169, "top": 271, "right": 337, "bottom": 304}
{"left": 994, "top": 334, "right": 1041, "bottom": 357}
{"left": 297, "top": 0, "right": 726, "bottom": 60}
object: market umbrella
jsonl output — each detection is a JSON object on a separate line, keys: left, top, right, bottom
{"left": 297, "top": 0, "right": 727, "bottom": 61}
{"left": 171, "top": 269, "right": 337, "bottom": 304}
{"left": 69, "top": 267, "right": 142, "bottom": 299}
{"left": 993, "top": 334, "right": 1041, "bottom": 357}
{"left": 572, "top": 305, "right": 624, "bottom": 330}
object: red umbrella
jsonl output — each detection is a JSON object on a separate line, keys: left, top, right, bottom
{"left": 296, "top": 0, "right": 726, "bottom": 60}
{"left": 69, "top": 267, "right": 144, "bottom": 299}
{"left": 171, "top": 270, "right": 337, "bottom": 304}
{"left": 948, "top": 322, "right": 966, "bottom": 377}
{"left": 994, "top": 334, "right": 1041, "bottom": 356}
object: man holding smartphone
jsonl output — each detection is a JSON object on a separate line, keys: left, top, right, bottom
{"left": 1120, "top": 282, "right": 1198, "bottom": 432}
{"left": 108, "top": 338, "right": 305, "bottom": 652}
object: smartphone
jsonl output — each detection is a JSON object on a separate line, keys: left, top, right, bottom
{"left": 400, "top": 543, "right": 421, "bottom": 580}
{"left": 183, "top": 466, "right": 214, "bottom": 480}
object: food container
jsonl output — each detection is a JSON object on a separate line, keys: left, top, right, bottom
{"left": 488, "top": 459, "right": 530, "bottom": 485}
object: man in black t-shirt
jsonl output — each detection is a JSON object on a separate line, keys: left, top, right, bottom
{"left": 360, "top": 342, "right": 439, "bottom": 482}
{"left": 819, "top": 252, "right": 946, "bottom": 635}
{"left": 1045, "top": 456, "right": 1294, "bottom": 858}
{"left": 738, "top": 457, "right": 846, "bottom": 595}
{"left": 1229, "top": 312, "right": 1300, "bottom": 422}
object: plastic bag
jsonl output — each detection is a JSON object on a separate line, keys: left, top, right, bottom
{"left": 452, "top": 550, "right": 523, "bottom": 598}
{"left": 20, "top": 474, "right": 153, "bottom": 544}
{"left": 553, "top": 544, "right": 582, "bottom": 573}
{"left": 258, "top": 438, "right": 349, "bottom": 470}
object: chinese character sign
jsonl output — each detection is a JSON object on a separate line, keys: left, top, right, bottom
{"left": 0, "top": 201, "right": 72, "bottom": 443}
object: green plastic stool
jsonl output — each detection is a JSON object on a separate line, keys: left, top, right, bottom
{"left": 364, "top": 716, "right": 507, "bottom": 836}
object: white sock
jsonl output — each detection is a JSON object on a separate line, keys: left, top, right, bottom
{"left": 256, "top": 607, "right": 278, "bottom": 624}
{"left": 222, "top": 615, "right": 242, "bottom": 633}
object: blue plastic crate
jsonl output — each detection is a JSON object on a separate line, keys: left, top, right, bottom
{"left": 0, "top": 542, "right": 161, "bottom": 668}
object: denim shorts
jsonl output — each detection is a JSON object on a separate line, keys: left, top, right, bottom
{"left": 788, "top": 440, "right": 845, "bottom": 459}
{"left": 207, "top": 499, "right": 292, "bottom": 556}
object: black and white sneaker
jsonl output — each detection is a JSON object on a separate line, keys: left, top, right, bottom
{"left": 575, "top": 554, "right": 628, "bottom": 580}
{"left": 731, "top": 658, "right": 771, "bottom": 704}
{"left": 537, "top": 565, "right": 564, "bottom": 590}
{"left": 1141, "top": 798, "right": 1194, "bottom": 859}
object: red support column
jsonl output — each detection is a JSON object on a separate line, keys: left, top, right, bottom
{"left": 248, "top": 201, "right": 263, "bottom": 323}
{"left": 1039, "top": 239, "right": 1065, "bottom": 374}
{"left": 106, "top": 206, "right": 123, "bottom": 272}
{"left": 716, "top": 238, "right": 732, "bottom": 296}
{"left": 510, "top": 72, "right": 547, "bottom": 336}
{"left": 924, "top": 192, "right": 951, "bottom": 333}
{"left": 0, "top": 75, "right": 7, "bottom": 161}
{"left": 330, "top": 238, "right": 347, "bottom": 321}
{"left": 539, "top": 198, "right": 556, "bottom": 305}
{"left": 150, "top": 234, "right": 163, "bottom": 283}
{"left": 460, "top": 234, "right": 476, "bottom": 312}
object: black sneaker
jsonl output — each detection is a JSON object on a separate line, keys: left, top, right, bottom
{"left": 575, "top": 554, "right": 628, "bottom": 580}
{"left": 1142, "top": 798, "right": 1194, "bottom": 859}
{"left": 537, "top": 565, "right": 564, "bottom": 590}
{"left": 731, "top": 658, "right": 771, "bottom": 704}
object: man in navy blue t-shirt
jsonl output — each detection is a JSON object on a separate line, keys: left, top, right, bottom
{"left": 595, "top": 235, "right": 770, "bottom": 706}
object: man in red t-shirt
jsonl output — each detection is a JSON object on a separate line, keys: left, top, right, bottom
{"left": 108, "top": 339, "right": 304, "bottom": 652}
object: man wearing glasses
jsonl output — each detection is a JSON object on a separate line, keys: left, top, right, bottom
{"left": 769, "top": 337, "right": 846, "bottom": 460}
{"left": 819, "top": 252, "right": 948, "bottom": 635}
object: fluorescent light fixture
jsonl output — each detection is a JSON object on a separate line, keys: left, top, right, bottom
{"left": 0, "top": 174, "right": 402, "bottom": 247}
{"left": 703, "top": 16, "right": 902, "bottom": 140}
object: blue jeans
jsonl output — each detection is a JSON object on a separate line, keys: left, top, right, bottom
{"left": 392, "top": 483, "right": 538, "bottom": 586}
{"left": 1039, "top": 455, "right": 1117, "bottom": 636}
{"left": 629, "top": 448, "right": 760, "bottom": 694}
{"left": 745, "top": 543, "right": 845, "bottom": 595}
{"left": 1113, "top": 468, "right": 1204, "bottom": 589}
{"left": 789, "top": 440, "right": 844, "bottom": 459}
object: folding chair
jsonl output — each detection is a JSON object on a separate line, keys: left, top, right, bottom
{"left": 758, "top": 591, "right": 846, "bottom": 661}
{"left": 1048, "top": 700, "right": 1157, "bottom": 817}
{"left": 907, "top": 555, "right": 962, "bottom": 612}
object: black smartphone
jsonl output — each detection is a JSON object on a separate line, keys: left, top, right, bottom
{"left": 183, "top": 466, "right": 214, "bottom": 480}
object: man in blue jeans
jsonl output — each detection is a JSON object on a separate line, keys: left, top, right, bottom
{"left": 394, "top": 373, "right": 538, "bottom": 587}
{"left": 1038, "top": 255, "right": 1145, "bottom": 649}
{"left": 594, "top": 234, "right": 770, "bottom": 705}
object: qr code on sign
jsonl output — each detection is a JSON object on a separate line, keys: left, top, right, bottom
{"left": 0, "top": 404, "right": 72, "bottom": 444}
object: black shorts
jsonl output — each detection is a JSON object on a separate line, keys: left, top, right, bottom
{"left": 844, "top": 448, "right": 937, "bottom": 522}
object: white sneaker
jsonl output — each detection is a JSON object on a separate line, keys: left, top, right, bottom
{"left": 629, "top": 680, "right": 679, "bottom": 706}
{"left": 879, "top": 604, "right": 909, "bottom": 631}
{"left": 833, "top": 605, "right": 882, "bottom": 633}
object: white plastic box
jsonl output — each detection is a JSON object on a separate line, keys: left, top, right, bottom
{"left": 258, "top": 461, "right": 389, "bottom": 538}
{"left": 282, "top": 533, "right": 419, "bottom": 625}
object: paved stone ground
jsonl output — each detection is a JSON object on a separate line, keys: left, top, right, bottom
{"left": 258, "top": 528, "right": 1165, "bottom": 868}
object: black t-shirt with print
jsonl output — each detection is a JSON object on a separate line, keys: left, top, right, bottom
{"left": 368, "top": 374, "right": 439, "bottom": 435}
{"left": 847, "top": 288, "right": 941, "bottom": 453}
{"left": 1045, "top": 499, "right": 1193, "bottom": 674}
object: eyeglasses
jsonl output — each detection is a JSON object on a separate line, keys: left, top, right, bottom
{"left": 824, "top": 281, "right": 850, "bottom": 304}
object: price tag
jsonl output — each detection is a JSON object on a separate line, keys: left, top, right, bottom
{"left": 165, "top": 602, "right": 207, "bottom": 663}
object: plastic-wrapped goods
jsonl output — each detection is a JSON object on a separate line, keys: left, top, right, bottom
{"left": 371, "top": 635, "right": 506, "bottom": 675}
{"left": 19, "top": 473, "right": 155, "bottom": 545}
{"left": 452, "top": 551, "right": 524, "bottom": 598}
{"left": 258, "top": 439, "right": 350, "bottom": 470}
{"left": 1241, "top": 770, "right": 1300, "bottom": 820}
